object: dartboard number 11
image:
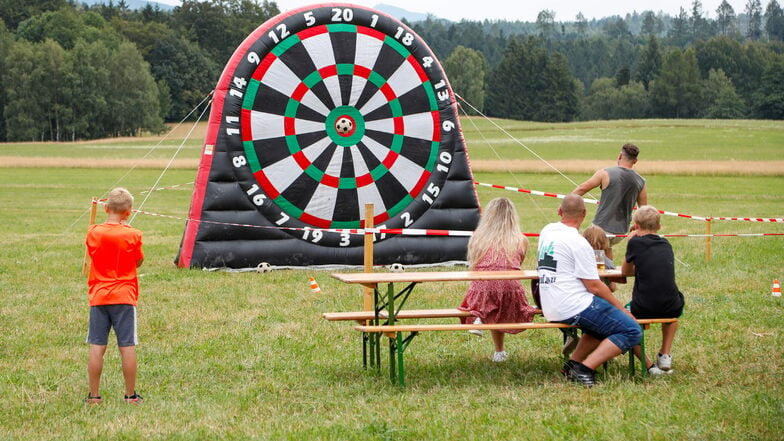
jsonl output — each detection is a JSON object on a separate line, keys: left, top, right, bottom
{"left": 219, "top": 5, "right": 459, "bottom": 248}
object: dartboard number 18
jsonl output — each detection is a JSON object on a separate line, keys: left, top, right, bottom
{"left": 219, "top": 5, "right": 458, "bottom": 248}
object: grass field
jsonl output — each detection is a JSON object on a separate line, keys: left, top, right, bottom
{"left": 1, "top": 119, "right": 783, "bottom": 440}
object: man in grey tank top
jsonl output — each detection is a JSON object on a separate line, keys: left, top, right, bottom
{"left": 573, "top": 144, "right": 647, "bottom": 259}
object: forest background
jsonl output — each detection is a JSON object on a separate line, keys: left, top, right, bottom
{"left": 2, "top": 0, "right": 784, "bottom": 142}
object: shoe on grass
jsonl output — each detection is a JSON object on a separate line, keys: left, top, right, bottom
{"left": 124, "top": 392, "right": 143, "bottom": 404}
{"left": 492, "top": 351, "right": 508, "bottom": 362}
{"left": 561, "top": 359, "right": 578, "bottom": 377}
{"left": 567, "top": 363, "right": 596, "bottom": 387}
{"left": 85, "top": 395, "right": 102, "bottom": 405}
{"left": 468, "top": 317, "right": 484, "bottom": 337}
{"left": 657, "top": 353, "right": 672, "bottom": 371}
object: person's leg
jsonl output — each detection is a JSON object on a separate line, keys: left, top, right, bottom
{"left": 632, "top": 345, "right": 654, "bottom": 368}
{"left": 581, "top": 339, "right": 623, "bottom": 370}
{"left": 569, "top": 333, "right": 601, "bottom": 363}
{"left": 88, "top": 344, "right": 107, "bottom": 397}
{"left": 119, "top": 346, "right": 137, "bottom": 396}
{"left": 659, "top": 321, "right": 678, "bottom": 355}
{"left": 490, "top": 330, "right": 504, "bottom": 353}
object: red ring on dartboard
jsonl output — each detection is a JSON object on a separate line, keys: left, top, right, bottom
{"left": 334, "top": 115, "right": 356, "bottom": 137}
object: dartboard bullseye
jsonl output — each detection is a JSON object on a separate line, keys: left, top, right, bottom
{"left": 335, "top": 117, "right": 354, "bottom": 136}
{"left": 177, "top": 3, "right": 479, "bottom": 268}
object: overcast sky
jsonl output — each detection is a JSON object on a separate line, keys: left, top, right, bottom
{"left": 266, "top": 1, "right": 750, "bottom": 22}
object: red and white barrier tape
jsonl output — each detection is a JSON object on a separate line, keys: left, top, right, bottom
{"left": 93, "top": 201, "right": 782, "bottom": 239}
{"left": 474, "top": 181, "right": 783, "bottom": 223}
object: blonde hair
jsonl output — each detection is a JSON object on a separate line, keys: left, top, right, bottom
{"left": 583, "top": 225, "right": 609, "bottom": 251}
{"left": 633, "top": 205, "right": 661, "bottom": 231}
{"left": 106, "top": 188, "right": 134, "bottom": 214}
{"left": 467, "top": 198, "right": 527, "bottom": 269}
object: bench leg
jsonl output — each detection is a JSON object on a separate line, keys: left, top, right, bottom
{"left": 397, "top": 333, "right": 405, "bottom": 387}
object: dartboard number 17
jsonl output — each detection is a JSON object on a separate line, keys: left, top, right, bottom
{"left": 219, "top": 5, "right": 458, "bottom": 248}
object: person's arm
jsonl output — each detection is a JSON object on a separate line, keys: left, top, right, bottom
{"left": 621, "top": 259, "right": 635, "bottom": 277}
{"left": 574, "top": 169, "right": 607, "bottom": 196}
{"left": 582, "top": 278, "right": 633, "bottom": 317}
{"left": 636, "top": 184, "right": 648, "bottom": 206}
{"left": 136, "top": 257, "right": 144, "bottom": 268}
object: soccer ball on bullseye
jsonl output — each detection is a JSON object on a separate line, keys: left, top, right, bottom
{"left": 335, "top": 117, "right": 353, "bottom": 135}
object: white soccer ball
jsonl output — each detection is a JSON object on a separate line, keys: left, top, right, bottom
{"left": 389, "top": 263, "right": 405, "bottom": 272}
{"left": 256, "top": 262, "right": 272, "bottom": 273}
{"left": 335, "top": 117, "right": 353, "bottom": 134}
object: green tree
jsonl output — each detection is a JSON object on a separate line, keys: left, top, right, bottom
{"left": 64, "top": 40, "right": 114, "bottom": 140}
{"left": 690, "top": 0, "right": 713, "bottom": 41}
{"left": 701, "top": 69, "right": 747, "bottom": 118}
{"left": 443, "top": 46, "right": 487, "bottom": 116}
{"left": 0, "top": 0, "right": 66, "bottom": 31}
{"left": 0, "top": 21, "right": 12, "bottom": 141}
{"left": 669, "top": 7, "right": 691, "bottom": 46}
{"left": 765, "top": 0, "right": 784, "bottom": 41}
{"left": 3, "top": 39, "right": 69, "bottom": 141}
{"left": 641, "top": 11, "right": 660, "bottom": 36}
{"left": 105, "top": 41, "right": 164, "bottom": 136}
{"left": 746, "top": 0, "right": 764, "bottom": 40}
{"left": 754, "top": 58, "right": 784, "bottom": 118}
{"left": 535, "top": 10, "right": 556, "bottom": 39}
{"left": 581, "top": 78, "right": 650, "bottom": 120}
{"left": 650, "top": 48, "right": 702, "bottom": 118}
{"left": 716, "top": 0, "right": 737, "bottom": 35}
{"left": 575, "top": 12, "right": 588, "bottom": 36}
{"left": 485, "top": 37, "right": 579, "bottom": 122}
{"left": 635, "top": 35, "right": 663, "bottom": 90}
{"left": 147, "top": 34, "right": 220, "bottom": 121}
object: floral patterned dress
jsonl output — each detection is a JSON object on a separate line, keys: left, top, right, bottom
{"left": 459, "top": 246, "right": 537, "bottom": 333}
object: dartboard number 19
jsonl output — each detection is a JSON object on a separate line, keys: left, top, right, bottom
{"left": 217, "top": 5, "right": 459, "bottom": 248}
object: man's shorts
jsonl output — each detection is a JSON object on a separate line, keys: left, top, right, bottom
{"left": 560, "top": 297, "right": 641, "bottom": 352}
{"left": 87, "top": 304, "right": 137, "bottom": 347}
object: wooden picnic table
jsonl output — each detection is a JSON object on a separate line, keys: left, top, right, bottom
{"left": 330, "top": 269, "right": 629, "bottom": 384}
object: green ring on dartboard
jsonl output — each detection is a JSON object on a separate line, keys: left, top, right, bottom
{"left": 325, "top": 106, "right": 365, "bottom": 147}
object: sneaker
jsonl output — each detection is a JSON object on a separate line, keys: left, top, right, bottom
{"left": 567, "top": 363, "right": 596, "bottom": 387}
{"left": 85, "top": 395, "right": 102, "bottom": 405}
{"left": 124, "top": 392, "right": 143, "bottom": 404}
{"left": 657, "top": 353, "right": 672, "bottom": 371}
{"left": 560, "top": 359, "right": 578, "bottom": 377}
{"left": 648, "top": 365, "right": 665, "bottom": 376}
{"left": 492, "top": 351, "right": 508, "bottom": 362}
{"left": 468, "top": 317, "right": 484, "bottom": 336}
{"left": 561, "top": 328, "right": 579, "bottom": 357}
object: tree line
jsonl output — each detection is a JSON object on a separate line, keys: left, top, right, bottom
{"left": 0, "top": 0, "right": 783, "bottom": 142}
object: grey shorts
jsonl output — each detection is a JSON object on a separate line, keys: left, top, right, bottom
{"left": 87, "top": 304, "right": 138, "bottom": 347}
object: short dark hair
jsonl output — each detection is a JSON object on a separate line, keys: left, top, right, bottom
{"left": 621, "top": 143, "right": 639, "bottom": 160}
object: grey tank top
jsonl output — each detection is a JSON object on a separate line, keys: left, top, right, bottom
{"left": 593, "top": 166, "right": 645, "bottom": 234}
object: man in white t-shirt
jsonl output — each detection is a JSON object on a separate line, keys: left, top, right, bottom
{"left": 537, "top": 193, "right": 641, "bottom": 387}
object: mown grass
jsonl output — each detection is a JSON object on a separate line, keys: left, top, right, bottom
{"left": 1, "top": 120, "right": 783, "bottom": 440}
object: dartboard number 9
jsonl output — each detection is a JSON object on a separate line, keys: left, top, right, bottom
{"left": 220, "top": 5, "right": 457, "bottom": 247}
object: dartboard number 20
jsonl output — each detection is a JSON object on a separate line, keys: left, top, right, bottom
{"left": 220, "top": 5, "right": 458, "bottom": 247}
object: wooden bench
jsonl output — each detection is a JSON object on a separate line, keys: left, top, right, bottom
{"left": 355, "top": 318, "right": 678, "bottom": 386}
{"left": 322, "top": 308, "right": 543, "bottom": 323}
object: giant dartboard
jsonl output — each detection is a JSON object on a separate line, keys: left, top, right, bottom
{"left": 177, "top": 3, "right": 480, "bottom": 269}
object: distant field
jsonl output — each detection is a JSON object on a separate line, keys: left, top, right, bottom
{"left": 2, "top": 118, "right": 783, "bottom": 174}
{"left": 1, "top": 119, "right": 782, "bottom": 440}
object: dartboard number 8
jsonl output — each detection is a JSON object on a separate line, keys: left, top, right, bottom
{"left": 221, "top": 5, "right": 457, "bottom": 247}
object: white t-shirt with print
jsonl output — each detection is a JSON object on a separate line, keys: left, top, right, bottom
{"left": 537, "top": 221, "right": 600, "bottom": 322}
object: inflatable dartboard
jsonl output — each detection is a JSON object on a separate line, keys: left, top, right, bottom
{"left": 176, "top": 3, "right": 480, "bottom": 268}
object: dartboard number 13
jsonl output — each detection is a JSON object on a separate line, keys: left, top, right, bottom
{"left": 220, "top": 5, "right": 458, "bottom": 247}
